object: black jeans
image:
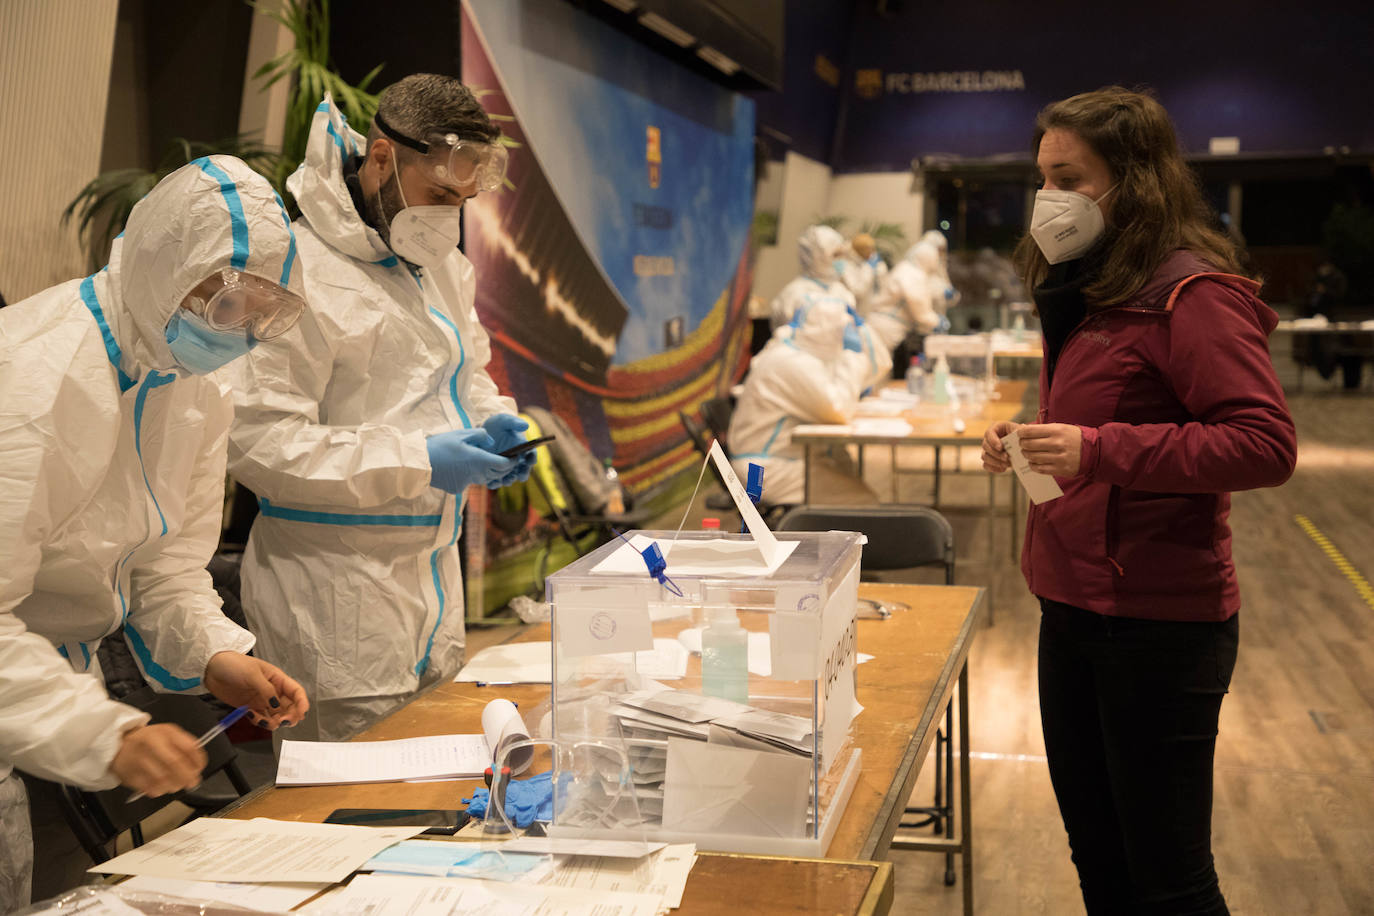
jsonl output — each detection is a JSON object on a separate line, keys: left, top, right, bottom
{"left": 1038, "top": 599, "right": 1238, "bottom": 916}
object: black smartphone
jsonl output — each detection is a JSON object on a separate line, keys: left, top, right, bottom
{"left": 499, "top": 434, "right": 556, "bottom": 458}
{"left": 324, "top": 807, "right": 467, "bottom": 835}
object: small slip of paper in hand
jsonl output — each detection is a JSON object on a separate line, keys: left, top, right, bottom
{"left": 1001, "top": 430, "right": 1064, "bottom": 504}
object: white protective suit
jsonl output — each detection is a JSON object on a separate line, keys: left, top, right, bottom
{"left": 838, "top": 251, "right": 886, "bottom": 315}
{"left": 0, "top": 156, "right": 297, "bottom": 792}
{"left": 768, "top": 226, "right": 886, "bottom": 390}
{"left": 227, "top": 96, "right": 516, "bottom": 742}
{"left": 920, "top": 230, "right": 961, "bottom": 311}
{"left": 769, "top": 225, "right": 854, "bottom": 330}
{"left": 728, "top": 298, "right": 866, "bottom": 505}
{"left": 865, "top": 241, "right": 942, "bottom": 351}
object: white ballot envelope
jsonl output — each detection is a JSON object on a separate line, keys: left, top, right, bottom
{"left": 1001, "top": 429, "right": 1064, "bottom": 504}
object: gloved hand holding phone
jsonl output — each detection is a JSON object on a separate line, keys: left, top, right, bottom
{"left": 482, "top": 414, "right": 537, "bottom": 487}
{"left": 426, "top": 428, "right": 514, "bottom": 493}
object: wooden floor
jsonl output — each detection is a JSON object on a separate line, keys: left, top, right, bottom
{"left": 872, "top": 387, "right": 1374, "bottom": 914}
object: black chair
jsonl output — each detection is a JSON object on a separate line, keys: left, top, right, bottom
{"left": 49, "top": 688, "right": 253, "bottom": 863}
{"left": 698, "top": 396, "right": 735, "bottom": 452}
{"left": 778, "top": 504, "right": 959, "bottom": 886}
{"left": 678, "top": 408, "right": 738, "bottom": 513}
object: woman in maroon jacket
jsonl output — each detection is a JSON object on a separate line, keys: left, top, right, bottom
{"left": 982, "top": 88, "right": 1296, "bottom": 915}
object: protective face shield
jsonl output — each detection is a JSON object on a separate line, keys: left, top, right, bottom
{"left": 165, "top": 309, "right": 256, "bottom": 375}
{"left": 375, "top": 111, "right": 508, "bottom": 193}
{"left": 1029, "top": 185, "right": 1116, "bottom": 264}
{"left": 183, "top": 268, "right": 306, "bottom": 340}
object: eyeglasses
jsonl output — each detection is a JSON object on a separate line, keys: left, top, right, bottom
{"left": 186, "top": 268, "right": 306, "bottom": 340}
{"left": 375, "top": 111, "right": 509, "bottom": 193}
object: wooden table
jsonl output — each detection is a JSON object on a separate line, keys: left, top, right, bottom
{"left": 222, "top": 583, "right": 986, "bottom": 915}
{"left": 793, "top": 380, "right": 1033, "bottom": 617}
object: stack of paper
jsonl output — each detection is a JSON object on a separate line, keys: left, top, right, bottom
{"left": 539, "top": 843, "right": 697, "bottom": 915}
{"left": 89, "top": 818, "right": 425, "bottom": 884}
{"left": 305, "top": 873, "right": 664, "bottom": 915}
{"left": 604, "top": 689, "right": 817, "bottom": 828}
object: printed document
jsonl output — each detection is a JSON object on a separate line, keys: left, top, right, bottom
{"left": 89, "top": 818, "right": 422, "bottom": 883}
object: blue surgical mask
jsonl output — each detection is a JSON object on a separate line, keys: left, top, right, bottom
{"left": 165, "top": 309, "right": 256, "bottom": 374}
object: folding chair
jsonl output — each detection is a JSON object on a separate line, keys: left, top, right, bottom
{"left": 46, "top": 688, "right": 253, "bottom": 863}
{"left": 778, "top": 504, "right": 959, "bottom": 885}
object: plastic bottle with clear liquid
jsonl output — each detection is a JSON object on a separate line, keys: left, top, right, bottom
{"left": 905, "top": 355, "right": 926, "bottom": 398}
{"left": 701, "top": 606, "right": 748, "bottom": 703}
{"left": 931, "top": 353, "right": 951, "bottom": 405}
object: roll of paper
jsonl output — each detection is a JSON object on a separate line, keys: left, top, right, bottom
{"left": 481, "top": 698, "right": 532, "bottom": 774}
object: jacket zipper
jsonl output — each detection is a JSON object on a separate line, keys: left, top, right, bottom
{"left": 1046, "top": 306, "right": 1159, "bottom": 580}
{"left": 1105, "top": 485, "right": 1124, "bottom": 576}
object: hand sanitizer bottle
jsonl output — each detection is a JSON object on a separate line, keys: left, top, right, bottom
{"left": 905, "top": 355, "right": 925, "bottom": 397}
{"left": 701, "top": 606, "right": 748, "bottom": 703}
{"left": 932, "top": 353, "right": 951, "bottom": 405}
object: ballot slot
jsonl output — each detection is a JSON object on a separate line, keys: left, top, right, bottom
{"left": 545, "top": 529, "right": 864, "bottom": 857}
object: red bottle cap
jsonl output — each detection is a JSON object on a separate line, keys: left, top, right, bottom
{"left": 701, "top": 517, "right": 721, "bottom": 529}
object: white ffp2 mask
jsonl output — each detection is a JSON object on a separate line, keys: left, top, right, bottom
{"left": 1029, "top": 186, "right": 1115, "bottom": 265}
{"left": 390, "top": 205, "right": 463, "bottom": 268}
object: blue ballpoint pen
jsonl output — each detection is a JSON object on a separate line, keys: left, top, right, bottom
{"left": 127, "top": 705, "right": 252, "bottom": 801}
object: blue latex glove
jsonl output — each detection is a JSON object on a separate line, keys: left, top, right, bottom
{"left": 463, "top": 770, "right": 554, "bottom": 828}
{"left": 426, "top": 428, "right": 514, "bottom": 493}
{"left": 482, "top": 413, "right": 536, "bottom": 488}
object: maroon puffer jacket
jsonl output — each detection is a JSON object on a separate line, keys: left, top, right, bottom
{"left": 1023, "top": 249, "right": 1296, "bottom": 621}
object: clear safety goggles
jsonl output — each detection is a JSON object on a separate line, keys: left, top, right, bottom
{"left": 375, "top": 111, "right": 509, "bottom": 193}
{"left": 186, "top": 268, "right": 306, "bottom": 340}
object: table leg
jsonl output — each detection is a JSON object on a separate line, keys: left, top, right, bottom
{"left": 986, "top": 472, "right": 996, "bottom": 625}
{"left": 933, "top": 447, "right": 942, "bottom": 505}
{"left": 891, "top": 445, "right": 898, "bottom": 503}
{"left": 803, "top": 444, "right": 813, "bottom": 504}
{"left": 958, "top": 661, "right": 974, "bottom": 916}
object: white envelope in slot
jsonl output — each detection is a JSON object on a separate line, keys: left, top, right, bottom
{"left": 661, "top": 739, "right": 810, "bottom": 838}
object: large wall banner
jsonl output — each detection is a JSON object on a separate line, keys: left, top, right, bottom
{"left": 834, "top": 0, "right": 1374, "bottom": 172}
{"left": 461, "top": 0, "right": 756, "bottom": 494}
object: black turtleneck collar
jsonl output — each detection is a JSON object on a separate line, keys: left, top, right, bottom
{"left": 1033, "top": 250, "right": 1103, "bottom": 381}
{"left": 342, "top": 154, "right": 378, "bottom": 232}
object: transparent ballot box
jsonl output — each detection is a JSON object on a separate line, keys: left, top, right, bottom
{"left": 544, "top": 529, "right": 864, "bottom": 856}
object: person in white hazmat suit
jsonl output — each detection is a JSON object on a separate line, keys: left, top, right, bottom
{"left": 771, "top": 226, "right": 887, "bottom": 391}
{"left": 920, "top": 229, "right": 961, "bottom": 311}
{"left": 226, "top": 76, "right": 533, "bottom": 744}
{"left": 769, "top": 224, "right": 854, "bottom": 329}
{"left": 837, "top": 231, "right": 886, "bottom": 314}
{"left": 0, "top": 156, "right": 310, "bottom": 912}
{"left": 865, "top": 240, "right": 944, "bottom": 354}
{"left": 728, "top": 297, "right": 869, "bottom": 506}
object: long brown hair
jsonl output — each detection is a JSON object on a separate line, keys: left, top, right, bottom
{"left": 1013, "top": 86, "right": 1248, "bottom": 305}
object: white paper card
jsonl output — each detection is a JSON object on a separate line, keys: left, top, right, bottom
{"left": 558, "top": 585, "right": 654, "bottom": 658}
{"left": 454, "top": 640, "right": 552, "bottom": 684}
{"left": 1001, "top": 430, "right": 1065, "bottom": 504}
{"left": 662, "top": 739, "right": 810, "bottom": 837}
{"left": 708, "top": 439, "right": 782, "bottom": 565}
{"left": 852, "top": 418, "right": 914, "bottom": 436}
{"left": 277, "top": 734, "right": 491, "bottom": 786}
{"left": 504, "top": 837, "right": 667, "bottom": 857}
